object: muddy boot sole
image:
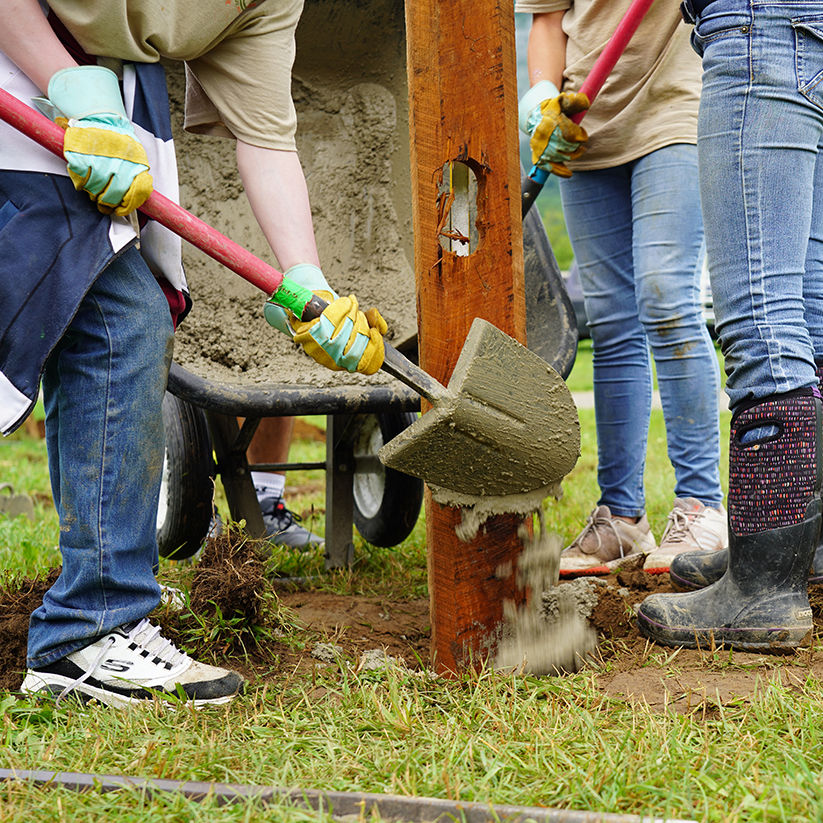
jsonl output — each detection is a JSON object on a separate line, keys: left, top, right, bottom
{"left": 637, "top": 586, "right": 813, "bottom": 652}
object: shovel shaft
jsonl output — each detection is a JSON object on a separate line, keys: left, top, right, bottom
{"left": 377, "top": 346, "right": 449, "bottom": 404}
{"left": 521, "top": 0, "right": 660, "bottom": 216}
{"left": 0, "top": 85, "right": 450, "bottom": 404}
{"left": 572, "top": 0, "right": 658, "bottom": 122}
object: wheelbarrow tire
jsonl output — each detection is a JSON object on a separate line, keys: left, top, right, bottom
{"left": 353, "top": 412, "right": 424, "bottom": 548}
{"left": 157, "top": 392, "right": 215, "bottom": 560}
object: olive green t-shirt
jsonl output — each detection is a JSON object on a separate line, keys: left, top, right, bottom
{"left": 47, "top": 0, "right": 303, "bottom": 150}
{"left": 514, "top": 0, "right": 701, "bottom": 169}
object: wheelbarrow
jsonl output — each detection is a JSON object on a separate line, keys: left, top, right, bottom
{"left": 153, "top": 3, "right": 577, "bottom": 568}
{"left": 157, "top": 368, "right": 424, "bottom": 568}
{"left": 155, "top": 200, "right": 577, "bottom": 568}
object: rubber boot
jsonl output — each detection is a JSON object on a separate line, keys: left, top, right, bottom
{"left": 669, "top": 544, "right": 823, "bottom": 592}
{"left": 669, "top": 365, "right": 823, "bottom": 593}
{"left": 637, "top": 391, "right": 821, "bottom": 651}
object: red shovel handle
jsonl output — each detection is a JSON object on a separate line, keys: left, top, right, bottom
{"left": 522, "top": 0, "right": 660, "bottom": 216}
{"left": 572, "top": 0, "right": 659, "bottom": 123}
{"left": 0, "top": 86, "right": 286, "bottom": 297}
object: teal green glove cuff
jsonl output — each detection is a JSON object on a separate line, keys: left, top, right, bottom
{"left": 263, "top": 264, "right": 339, "bottom": 336}
{"left": 281, "top": 263, "right": 337, "bottom": 295}
{"left": 264, "top": 300, "right": 295, "bottom": 336}
{"left": 534, "top": 129, "right": 584, "bottom": 168}
{"left": 46, "top": 66, "right": 129, "bottom": 122}
{"left": 518, "top": 80, "right": 559, "bottom": 135}
{"left": 308, "top": 315, "right": 369, "bottom": 373}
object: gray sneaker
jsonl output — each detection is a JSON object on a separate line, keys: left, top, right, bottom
{"left": 258, "top": 493, "right": 325, "bottom": 550}
{"left": 21, "top": 619, "right": 244, "bottom": 708}
{"left": 643, "top": 498, "right": 728, "bottom": 574}
{"left": 559, "top": 505, "right": 656, "bottom": 577}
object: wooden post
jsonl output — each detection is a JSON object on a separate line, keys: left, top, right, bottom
{"left": 404, "top": 0, "right": 528, "bottom": 675}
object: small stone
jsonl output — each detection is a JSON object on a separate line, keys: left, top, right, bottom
{"left": 311, "top": 642, "right": 343, "bottom": 663}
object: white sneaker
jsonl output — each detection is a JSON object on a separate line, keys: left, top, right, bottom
{"left": 258, "top": 492, "right": 325, "bottom": 550}
{"left": 643, "top": 498, "right": 728, "bottom": 574}
{"left": 21, "top": 619, "right": 244, "bottom": 708}
{"left": 559, "top": 505, "right": 657, "bottom": 577}
{"left": 159, "top": 584, "right": 185, "bottom": 609}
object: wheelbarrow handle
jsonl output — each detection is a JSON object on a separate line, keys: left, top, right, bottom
{"left": 0, "top": 86, "right": 318, "bottom": 315}
{"left": 521, "top": 0, "right": 660, "bottom": 217}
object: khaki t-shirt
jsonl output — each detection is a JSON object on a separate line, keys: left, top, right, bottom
{"left": 47, "top": 0, "right": 303, "bottom": 151}
{"left": 514, "top": 0, "right": 701, "bottom": 170}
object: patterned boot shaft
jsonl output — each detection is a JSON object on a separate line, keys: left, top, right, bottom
{"left": 728, "top": 391, "right": 822, "bottom": 536}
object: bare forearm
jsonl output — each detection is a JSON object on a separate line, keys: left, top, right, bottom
{"left": 236, "top": 140, "right": 320, "bottom": 272}
{"left": 0, "top": 0, "right": 77, "bottom": 93}
{"left": 527, "top": 11, "right": 567, "bottom": 89}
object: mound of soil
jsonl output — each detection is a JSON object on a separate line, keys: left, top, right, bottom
{"left": 3, "top": 551, "right": 823, "bottom": 712}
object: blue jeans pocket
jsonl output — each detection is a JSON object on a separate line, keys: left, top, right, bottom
{"left": 794, "top": 18, "right": 823, "bottom": 110}
{"left": 692, "top": 8, "right": 750, "bottom": 57}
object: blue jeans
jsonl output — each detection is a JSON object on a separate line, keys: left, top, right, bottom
{"left": 561, "top": 145, "right": 723, "bottom": 517}
{"left": 28, "top": 246, "right": 174, "bottom": 667}
{"left": 694, "top": 0, "right": 823, "bottom": 409}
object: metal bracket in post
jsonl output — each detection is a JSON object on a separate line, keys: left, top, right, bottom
{"left": 205, "top": 411, "right": 267, "bottom": 539}
{"left": 324, "top": 414, "right": 355, "bottom": 570}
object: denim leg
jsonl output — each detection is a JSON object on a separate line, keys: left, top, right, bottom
{"left": 562, "top": 166, "right": 652, "bottom": 518}
{"left": 804, "top": 103, "right": 823, "bottom": 360}
{"left": 695, "top": 1, "right": 823, "bottom": 408}
{"left": 562, "top": 146, "right": 723, "bottom": 515}
{"left": 631, "top": 146, "right": 723, "bottom": 507}
{"left": 28, "top": 246, "right": 174, "bottom": 667}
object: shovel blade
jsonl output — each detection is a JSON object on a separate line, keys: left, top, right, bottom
{"left": 378, "top": 318, "right": 580, "bottom": 497}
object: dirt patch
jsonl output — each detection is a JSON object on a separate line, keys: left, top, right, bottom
{"left": 3, "top": 552, "right": 823, "bottom": 711}
{"left": 0, "top": 568, "right": 60, "bottom": 691}
{"left": 278, "top": 592, "right": 430, "bottom": 667}
{"left": 587, "top": 557, "right": 823, "bottom": 713}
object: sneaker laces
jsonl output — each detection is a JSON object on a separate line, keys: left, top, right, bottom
{"left": 573, "top": 509, "right": 630, "bottom": 558}
{"left": 660, "top": 507, "right": 697, "bottom": 547}
{"left": 127, "top": 619, "right": 188, "bottom": 668}
{"left": 57, "top": 635, "right": 116, "bottom": 705}
{"left": 260, "top": 494, "right": 302, "bottom": 531}
{"left": 56, "top": 619, "right": 187, "bottom": 705}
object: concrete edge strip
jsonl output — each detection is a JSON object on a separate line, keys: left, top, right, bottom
{"left": 0, "top": 768, "right": 697, "bottom": 823}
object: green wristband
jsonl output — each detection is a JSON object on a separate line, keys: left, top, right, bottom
{"left": 268, "top": 278, "right": 315, "bottom": 318}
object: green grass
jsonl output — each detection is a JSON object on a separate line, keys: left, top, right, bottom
{"left": 2, "top": 345, "right": 815, "bottom": 823}
{"left": 2, "top": 659, "right": 823, "bottom": 820}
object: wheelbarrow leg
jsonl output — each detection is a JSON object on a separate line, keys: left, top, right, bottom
{"left": 324, "top": 414, "right": 355, "bottom": 570}
{"left": 206, "top": 411, "right": 267, "bottom": 539}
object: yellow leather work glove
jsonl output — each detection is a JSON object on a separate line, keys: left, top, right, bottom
{"left": 58, "top": 116, "right": 153, "bottom": 215}
{"left": 519, "top": 80, "right": 589, "bottom": 179}
{"left": 38, "top": 66, "right": 153, "bottom": 216}
{"left": 292, "top": 295, "right": 388, "bottom": 375}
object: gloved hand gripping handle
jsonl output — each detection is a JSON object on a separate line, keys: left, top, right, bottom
{"left": 521, "top": 0, "right": 659, "bottom": 217}
{"left": 301, "top": 294, "right": 448, "bottom": 403}
{"left": 0, "top": 85, "right": 314, "bottom": 316}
